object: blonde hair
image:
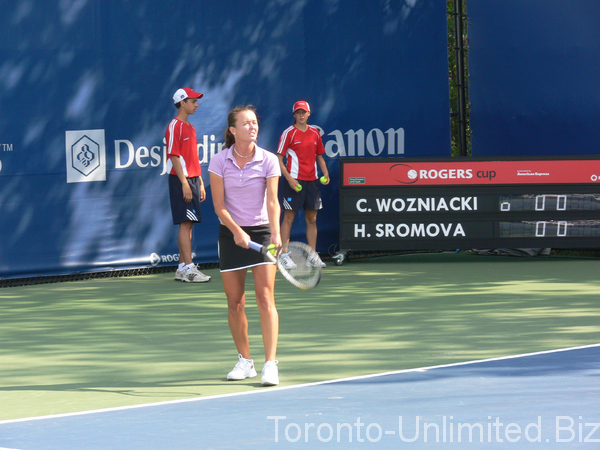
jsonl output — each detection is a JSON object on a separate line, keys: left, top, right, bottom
{"left": 224, "top": 105, "right": 258, "bottom": 148}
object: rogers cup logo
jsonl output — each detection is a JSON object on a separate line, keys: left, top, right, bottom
{"left": 65, "top": 129, "right": 106, "bottom": 183}
{"left": 389, "top": 163, "right": 420, "bottom": 184}
{"left": 388, "top": 163, "right": 475, "bottom": 184}
{"left": 150, "top": 253, "right": 161, "bottom": 266}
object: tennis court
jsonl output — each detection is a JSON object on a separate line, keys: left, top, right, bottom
{"left": 1, "top": 251, "right": 599, "bottom": 448}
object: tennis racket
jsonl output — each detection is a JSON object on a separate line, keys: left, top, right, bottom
{"left": 248, "top": 240, "right": 322, "bottom": 290}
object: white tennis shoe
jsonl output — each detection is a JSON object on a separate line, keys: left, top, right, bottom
{"left": 183, "top": 266, "right": 211, "bottom": 283}
{"left": 174, "top": 268, "right": 186, "bottom": 281}
{"left": 261, "top": 360, "right": 279, "bottom": 386}
{"left": 227, "top": 354, "right": 257, "bottom": 380}
{"left": 307, "top": 254, "right": 326, "bottom": 268}
{"left": 280, "top": 253, "right": 297, "bottom": 270}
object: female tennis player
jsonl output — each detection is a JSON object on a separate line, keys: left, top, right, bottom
{"left": 208, "top": 105, "right": 282, "bottom": 386}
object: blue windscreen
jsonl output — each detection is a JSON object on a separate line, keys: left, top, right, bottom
{"left": 0, "top": 0, "right": 450, "bottom": 278}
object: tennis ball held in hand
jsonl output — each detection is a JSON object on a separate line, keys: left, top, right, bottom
{"left": 266, "top": 244, "right": 277, "bottom": 255}
{"left": 295, "top": 183, "right": 302, "bottom": 192}
{"left": 320, "top": 176, "right": 328, "bottom": 184}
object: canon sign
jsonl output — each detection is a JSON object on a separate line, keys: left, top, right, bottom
{"left": 314, "top": 126, "right": 405, "bottom": 158}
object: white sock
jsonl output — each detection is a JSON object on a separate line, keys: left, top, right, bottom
{"left": 184, "top": 263, "right": 195, "bottom": 271}
{"left": 178, "top": 263, "right": 185, "bottom": 270}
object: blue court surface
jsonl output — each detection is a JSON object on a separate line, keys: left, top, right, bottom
{"left": 0, "top": 344, "right": 598, "bottom": 449}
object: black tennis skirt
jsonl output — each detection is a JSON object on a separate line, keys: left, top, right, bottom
{"left": 218, "top": 224, "right": 275, "bottom": 272}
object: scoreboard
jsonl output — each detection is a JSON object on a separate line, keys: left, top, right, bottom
{"left": 339, "top": 157, "right": 600, "bottom": 251}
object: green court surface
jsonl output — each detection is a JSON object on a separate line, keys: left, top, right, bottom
{"left": 1, "top": 251, "right": 599, "bottom": 421}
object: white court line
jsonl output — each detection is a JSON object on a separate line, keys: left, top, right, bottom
{"left": 1, "top": 342, "right": 598, "bottom": 426}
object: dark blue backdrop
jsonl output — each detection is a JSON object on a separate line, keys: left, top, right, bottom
{"left": 468, "top": 0, "right": 600, "bottom": 156}
{"left": 0, "top": 0, "right": 451, "bottom": 279}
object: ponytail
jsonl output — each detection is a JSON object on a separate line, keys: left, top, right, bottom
{"left": 224, "top": 128, "right": 235, "bottom": 148}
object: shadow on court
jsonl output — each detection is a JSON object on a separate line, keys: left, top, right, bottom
{"left": 0, "top": 251, "right": 599, "bottom": 441}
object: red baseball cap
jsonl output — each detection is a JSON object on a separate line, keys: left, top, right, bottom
{"left": 292, "top": 100, "right": 310, "bottom": 113}
{"left": 173, "top": 87, "right": 204, "bottom": 104}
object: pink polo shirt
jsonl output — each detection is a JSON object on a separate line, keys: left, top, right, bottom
{"left": 208, "top": 145, "right": 281, "bottom": 226}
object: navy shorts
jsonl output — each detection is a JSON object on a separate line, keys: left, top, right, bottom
{"left": 218, "top": 224, "right": 274, "bottom": 271}
{"left": 281, "top": 179, "right": 323, "bottom": 211}
{"left": 169, "top": 175, "right": 202, "bottom": 224}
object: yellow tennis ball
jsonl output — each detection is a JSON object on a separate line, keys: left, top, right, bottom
{"left": 320, "top": 176, "right": 328, "bottom": 184}
{"left": 295, "top": 184, "right": 302, "bottom": 192}
{"left": 266, "top": 244, "right": 277, "bottom": 255}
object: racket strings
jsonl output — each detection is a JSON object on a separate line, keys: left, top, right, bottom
{"left": 277, "top": 242, "right": 322, "bottom": 290}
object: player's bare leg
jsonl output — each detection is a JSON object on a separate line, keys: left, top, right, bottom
{"left": 222, "top": 269, "right": 251, "bottom": 358}
{"left": 252, "top": 264, "right": 279, "bottom": 361}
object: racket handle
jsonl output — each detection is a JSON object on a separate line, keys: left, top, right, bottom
{"left": 247, "top": 240, "right": 263, "bottom": 253}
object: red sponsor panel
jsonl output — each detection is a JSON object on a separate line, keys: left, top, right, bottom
{"left": 343, "top": 160, "right": 600, "bottom": 186}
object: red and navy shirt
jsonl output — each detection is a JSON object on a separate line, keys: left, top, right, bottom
{"left": 165, "top": 118, "right": 201, "bottom": 178}
{"left": 276, "top": 125, "right": 325, "bottom": 181}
